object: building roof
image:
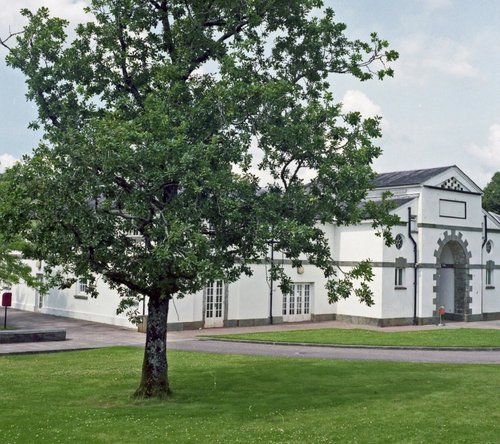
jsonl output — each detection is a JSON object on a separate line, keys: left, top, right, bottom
{"left": 373, "top": 166, "right": 453, "bottom": 188}
{"left": 390, "top": 197, "right": 416, "bottom": 209}
{"left": 359, "top": 196, "right": 416, "bottom": 219}
{"left": 488, "top": 212, "right": 500, "bottom": 225}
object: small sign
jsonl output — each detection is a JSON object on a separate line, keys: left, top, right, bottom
{"left": 438, "top": 307, "right": 445, "bottom": 316}
{"left": 2, "top": 292, "right": 11, "bottom": 329}
{"left": 1, "top": 292, "right": 12, "bottom": 307}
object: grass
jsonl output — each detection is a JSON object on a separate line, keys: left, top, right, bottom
{"left": 206, "top": 328, "right": 500, "bottom": 348}
{"left": 0, "top": 347, "right": 499, "bottom": 443}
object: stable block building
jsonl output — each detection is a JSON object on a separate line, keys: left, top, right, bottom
{"left": 10, "top": 166, "right": 500, "bottom": 329}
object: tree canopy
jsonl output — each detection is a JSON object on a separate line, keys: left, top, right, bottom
{"left": 0, "top": 236, "right": 39, "bottom": 291}
{"left": 0, "top": 0, "right": 398, "bottom": 397}
{"left": 483, "top": 172, "right": 500, "bottom": 214}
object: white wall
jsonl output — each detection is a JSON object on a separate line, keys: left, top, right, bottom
{"left": 9, "top": 168, "right": 500, "bottom": 328}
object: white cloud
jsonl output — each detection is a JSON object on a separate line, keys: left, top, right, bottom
{"left": 468, "top": 123, "right": 500, "bottom": 186}
{"left": 423, "top": 40, "right": 479, "bottom": 78}
{"left": 0, "top": 154, "right": 19, "bottom": 172}
{"left": 0, "top": 1, "right": 89, "bottom": 35}
{"left": 341, "top": 90, "right": 388, "bottom": 130}
{"left": 422, "top": 0, "right": 452, "bottom": 11}
{"left": 396, "top": 35, "right": 480, "bottom": 85}
{"left": 468, "top": 123, "right": 500, "bottom": 166}
{"left": 342, "top": 90, "right": 381, "bottom": 117}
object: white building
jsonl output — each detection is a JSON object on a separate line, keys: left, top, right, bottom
{"left": 10, "top": 166, "right": 500, "bottom": 329}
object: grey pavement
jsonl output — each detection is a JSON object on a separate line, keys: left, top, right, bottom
{"left": 0, "top": 309, "right": 145, "bottom": 354}
{"left": 1, "top": 309, "right": 500, "bottom": 364}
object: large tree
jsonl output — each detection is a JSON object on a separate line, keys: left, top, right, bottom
{"left": 0, "top": 1, "right": 398, "bottom": 398}
{"left": 483, "top": 172, "right": 500, "bottom": 214}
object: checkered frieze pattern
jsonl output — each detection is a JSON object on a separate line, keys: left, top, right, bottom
{"left": 440, "top": 177, "right": 464, "bottom": 191}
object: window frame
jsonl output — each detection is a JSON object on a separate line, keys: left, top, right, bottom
{"left": 394, "top": 267, "right": 405, "bottom": 288}
{"left": 486, "top": 268, "right": 494, "bottom": 288}
{"left": 485, "top": 260, "right": 495, "bottom": 289}
{"left": 78, "top": 278, "right": 88, "bottom": 294}
{"left": 74, "top": 277, "right": 89, "bottom": 300}
{"left": 395, "top": 234, "right": 404, "bottom": 250}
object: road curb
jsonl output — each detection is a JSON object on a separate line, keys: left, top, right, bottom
{"left": 200, "top": 337, "right": 500, "bottom": 352}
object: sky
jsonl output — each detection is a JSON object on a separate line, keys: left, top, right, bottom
{"left": 0, "top": 0, "right": 499, "bottom": 187}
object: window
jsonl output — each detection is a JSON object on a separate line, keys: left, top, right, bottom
{"left": 78, "top": 278, "right": 88, "bottom": 294}
{"left": 205, "top": 281, "right": 223, "bottom": 319}
{"left": 304, "top": 284, "right": 310, "bottom": 314}
{"left": 36, "top": 274, "right": 44, "bottom": 309}
{"left": 74, "top": 278, "right": 89, "bottom": 300}
{"left": 283, "top": 284, "right": 311, "bottom": 316}
{"left": 394, "top": 268, "right": 404, "bottom": 287}
{"left": 395, "top": 234, "right": 404, "bottom": 250}
{"left": 485, "top": 261, "right": 495, "bottom": 288}
{"left": 486, "top": 269, "right": 493, "bottom": 286}
{"left": 486, "top": 240, "right": 493, "bottom": 254}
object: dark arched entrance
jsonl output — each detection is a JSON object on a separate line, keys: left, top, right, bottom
{"left": 433, "top": 232, "right": 472, "bottom": 321}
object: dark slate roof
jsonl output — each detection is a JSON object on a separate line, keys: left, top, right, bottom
{"left": 359, "top": 196, "right": 416, "bottom": 219}
{"left": 390, "top": 197, "right": 416, "bottom": 208}
{"left": 373, "top": 166, "right": 454, "bottom": 188}
{"left": 488, "top": 212, "right": 500, "bottom": 226}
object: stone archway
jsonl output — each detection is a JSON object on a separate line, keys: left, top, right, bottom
{"left": 432, "top": 231, "right": 472, "bottom": 321}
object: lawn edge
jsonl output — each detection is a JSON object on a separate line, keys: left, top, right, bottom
{"left": 199, "top": 337, "right": 500, "bottom": 351}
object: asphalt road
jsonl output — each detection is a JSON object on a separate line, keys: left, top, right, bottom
{"left": 2, "top": 309, "right": 500, "bottom": 364}
{"left": 168, "top": 338, "right": 500, "bottom": 364}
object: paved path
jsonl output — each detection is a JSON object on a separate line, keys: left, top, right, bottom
{"left": 1, "top": 309, "right": 500, "bottom": 364}
{"left": 0, "top": 309, "right": 145, "bottom": 354}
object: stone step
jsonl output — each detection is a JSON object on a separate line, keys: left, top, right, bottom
{"left": 0, "top": 329, "right": 66, "bottom": 344}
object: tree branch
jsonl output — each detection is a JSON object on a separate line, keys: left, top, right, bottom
{"left": 289, "top": 159, "right": 304, "bottom": 184}
{"left": 148, "top": 0, "right": 161, "bottom": 8}
{"left": 203, "top": 17, "right": 227, "bottom": 27}
{"left": 187, "top": 17, "right": 249, "bottom": 72}
{"left": 0, "top": 29, "right": 23, "bottom": 51}
{"left": 103, "top": 269, "right": 161, "bottom": 297}
{"left": 184, "top": 0, "right": 273, "bottom": 79}
{"left": 115, "top": 16, "right": 143, "bottom": 105}
{"left": 149, "top": 0, "right": 176, "bottom": 59}
{"left": 280, "top": 157, "right": 295, "bottom": 190}
{"left": 113, "top": 174, "right": 134, "bottom": 193}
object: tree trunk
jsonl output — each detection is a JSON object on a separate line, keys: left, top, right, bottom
{"left": 134, "top": 295, "right": 171, "bottom": 398}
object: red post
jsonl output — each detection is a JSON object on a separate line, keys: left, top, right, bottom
{"left": 2, "top": 292, "right": 12, "bottom": 307}
{"left": 2, "top": 292, "right": 12, "bottom": 329}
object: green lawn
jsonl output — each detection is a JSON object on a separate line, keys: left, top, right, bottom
{"left": 0, "top": 347, "right": 499, "bottom": 443}
{"left": 207, "top": 328, "right": 500, "bottom": 348}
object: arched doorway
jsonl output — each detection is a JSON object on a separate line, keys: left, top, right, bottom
{"left": 433, "top": 232, "right": 471, "bottom": 321}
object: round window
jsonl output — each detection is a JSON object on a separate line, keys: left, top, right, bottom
{"left": 486, "top": 240, "right": 493, "bottom": 254}
{"left": 395, "top": 234, "right": 404, "bottom": 250}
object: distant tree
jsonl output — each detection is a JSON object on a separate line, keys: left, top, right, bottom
{"left": 0, "top": 1, "right": 398, "bottom": 398}
{"left": 0, "top": 236, "right": 39, "bottom": 290}
{"left": 483, "top": 172, "right": 500, "bottom": 213}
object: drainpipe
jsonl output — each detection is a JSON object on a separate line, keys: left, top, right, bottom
{"left": 481, "top": 215, "right": 488, "bottom": 317}
{"left": 408, "top": 207, "right": 418, "bottom": 325}
{"left": 268, "top": 239, "right": 276, "bottom": 325}
{"left": 481, "top": 215, "right": 488, "bottom": 248}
